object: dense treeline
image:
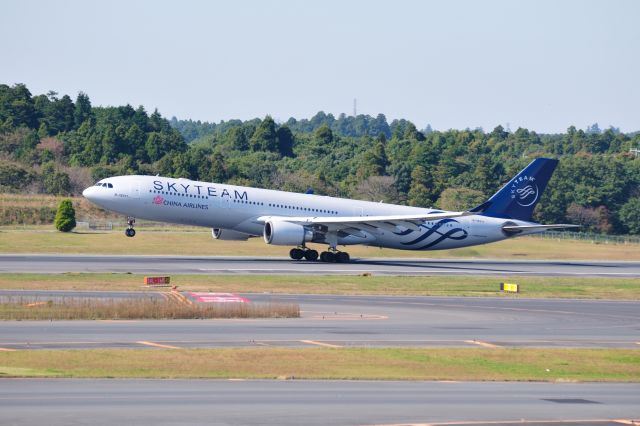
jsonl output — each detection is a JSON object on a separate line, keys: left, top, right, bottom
{"left": 1, "top": 83, "right": 639, "bottom": 234}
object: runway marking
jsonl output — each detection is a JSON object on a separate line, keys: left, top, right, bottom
{"left": 302, "top": 310, "right": 388, "bottom": 320}
{"left": 370, "top": 419, "right": 639, "bottom": 426}
{"left": 24, "top": 301, "right": 48, "bottom": 307}
{"left": 197, "top": 268, "right": 640, "bottom": 277}
{"left": 136, "top": 341, "right": 182, "bottom": 349}
{"left": 300, "top": 340, "right": 343, "bottom": 348}
{"left": 171, "top": 291, "right": 193, "bottom": 305}
{"left": 464, "top": 340, "right": 501, "bottom": 348}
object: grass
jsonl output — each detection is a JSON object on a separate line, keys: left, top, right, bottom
{"left": 1, "top": 225, "right": 640, "bottom": 260}
{"left": 0, "top": 296, "right": 299, "bottom": 320}
{"left": 0, "top": 193, "right": 121, "bottom": 224}
{"left": 0, "top": 348, "right": 637, "bottom": 381}
{"left": 0, "top": 273, "right": 639, "bottom": 300}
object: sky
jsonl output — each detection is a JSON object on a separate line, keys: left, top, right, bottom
{"left": 1, "top": 0, "right": 638, "bottom": 133}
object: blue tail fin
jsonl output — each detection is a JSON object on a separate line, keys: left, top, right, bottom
{"left": 470, "top": 158, "right": 559, "bottom": 221}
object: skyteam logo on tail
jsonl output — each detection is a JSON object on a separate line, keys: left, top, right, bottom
{"left": 510, "top": 175, "right": 538, "bottom": 207}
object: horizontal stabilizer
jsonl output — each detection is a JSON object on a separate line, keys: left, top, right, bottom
{"left": 502, "top": 223, "right": 580, "bottom": 235}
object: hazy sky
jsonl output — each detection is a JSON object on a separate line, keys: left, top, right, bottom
{"left": 2, "top": 0, "right": 638, "bottom": 133}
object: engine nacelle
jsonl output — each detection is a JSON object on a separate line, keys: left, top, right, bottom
{"left": 263, "top": 221, "right": 313, "bottom": 246}
{"left": 211, "top": 228, "right": 250, "bottom": 241}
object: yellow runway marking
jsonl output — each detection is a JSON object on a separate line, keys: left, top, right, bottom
{"left": 136, "top": 341, "right": 182, "bottom": 349}
{"left": 300, "top": 340, "right": 343, "bottom": 348}
{"left": 24, "top": 301, "right": 48, "bottom": 307}
{"left": 463, "top": 340, "right": 502, "bottom": 348}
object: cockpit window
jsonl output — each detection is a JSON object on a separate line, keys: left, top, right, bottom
{"left": 95, "top": 182, "right": 113, "bottom": 188}
{"left": 107, "top": 183, "right": 113, "bottom": 188}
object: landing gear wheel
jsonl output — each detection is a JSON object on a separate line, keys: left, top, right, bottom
{"left": 304, "top": 249, "right": 319, "bottom": 261}
{"left": 320, "top": 251, "right": 336, "bottom": 262}
{"left": 125, "top": 217, "right": 136, "bottom": 238}
{"left": 289, "top": 248, "right": 305, "bottom": 260}
{"left": 336, "top": 252, "right": 350, "bottom": 263}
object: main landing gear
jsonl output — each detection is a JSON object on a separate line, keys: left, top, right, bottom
{"left": 289, "top": 247, "right": 350, "bottom": 263}
{"left": 289, "top": 247, "right": 318, "bottom": 261}
{"left": 125, "top": 217, "right": 136, "bottom": 237}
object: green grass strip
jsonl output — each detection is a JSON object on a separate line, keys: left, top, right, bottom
{"left": 1, "top": 273, "right": 639, "bottom": 300}
{"left": 1, "top": 348, "right": 638, "bottom": 381}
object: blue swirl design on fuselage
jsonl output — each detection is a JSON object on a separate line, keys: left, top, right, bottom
{"left": 394, "top": 218, "right": 468, "bottom": 250}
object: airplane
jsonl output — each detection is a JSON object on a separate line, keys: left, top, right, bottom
{"left": 82, "top": 157, "right": 578, "bottom": 262}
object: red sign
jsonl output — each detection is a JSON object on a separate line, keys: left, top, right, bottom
{"left": 144, "top": 276, "right": 171, "bottom": 285}
{"left": 189, "top": 292, "right": 249, "bottom": 303}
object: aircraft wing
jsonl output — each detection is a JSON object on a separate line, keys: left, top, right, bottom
{"left": 256, "top": 211, "right": 469, "bottom": 234}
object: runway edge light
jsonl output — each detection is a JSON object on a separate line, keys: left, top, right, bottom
{"left": 500, "top": 282, "right": 519, "bottom": 293}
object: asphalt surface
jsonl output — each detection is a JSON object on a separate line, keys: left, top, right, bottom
{"left": 2, "top": 254, "right": 640, "bottom": 276}
{"left": 1, "top": 379, "right": 638, "bottom": 426}
{"left": 1, "top": 291, "right": 638, "bottom": 349}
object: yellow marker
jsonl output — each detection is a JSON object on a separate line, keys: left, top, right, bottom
{"left": 501, "top": 282, "right": 519, "bottom": 293}
{"left": 300, "top": 340, "right": 343, "bottom": 348}
{"left": 137, "top": 341, "right": 182, "bottom": 349}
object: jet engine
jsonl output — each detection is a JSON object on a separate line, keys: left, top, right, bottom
{"left": 211, "top": 228, "right": 250, "bottom": 241}
{"left": 263, "top": 220, "right": 313, "bottom": 246}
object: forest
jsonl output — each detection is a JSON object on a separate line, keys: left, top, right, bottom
{"left": 1, "top": 83, "right": 639, "bottom": 234}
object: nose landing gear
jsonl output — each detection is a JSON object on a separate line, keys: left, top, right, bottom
{"left": 125, "top": 217, "right": 136, "bottom": 237}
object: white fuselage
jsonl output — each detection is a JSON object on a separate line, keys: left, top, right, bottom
{"left": 83, "top": 175, "right": 539, "bottom": 250}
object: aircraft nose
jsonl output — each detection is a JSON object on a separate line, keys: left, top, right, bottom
{"left": 82, "top": 186, "right": 94, "bottom": 200}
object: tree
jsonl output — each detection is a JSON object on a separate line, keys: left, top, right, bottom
{"left": 209, "top": 152, "right": 227, "bottom": 182}
{"left": 314, "top": 124, "right": 333, "bottom": 144}
{"left": 276, "top": 125, "right": 294, "bottom": 157}
{"left": 250, "top": 116, "right": 278, "bottom": 152}
{"left": 407, "top": 165, "right": 435, "bottom": 207}
{"left": 618, "top": 198, "right": 640, "bottom": 234}
{"left": 472, "top": 155, "right": 497, "bottom": 194}
{"left": 354, "top": 175, "right": 401, "bottom": 204}
{"left": 74, "top": 92, "right": 92, "bottom": 127}
{"left": 42, "top": 162, "right": 71, "bottom": 195}
{"left": 0, "top": 83, "right": 37, "bottom": 129}
{"left": 359, "top": 142, "right": 388, "bottom": 178}
{"left": 54, "top": 199, "right": 76, "bottom": 232}
{"left": 436, "top": 187, "right": 485, "bottom": 211}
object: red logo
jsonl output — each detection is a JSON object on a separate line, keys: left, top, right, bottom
{"left": 153, "top": 196, "right": 164, "bottom": 205}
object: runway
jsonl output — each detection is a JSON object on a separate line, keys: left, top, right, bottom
{"left": 2, "top": 254, "right": 640, "bottom": 276}
{"left": 1, "top": 379, "right": 638, "bottom": 426}
{"left": 1, "top": 291, "right": 638, "bottom": 349}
